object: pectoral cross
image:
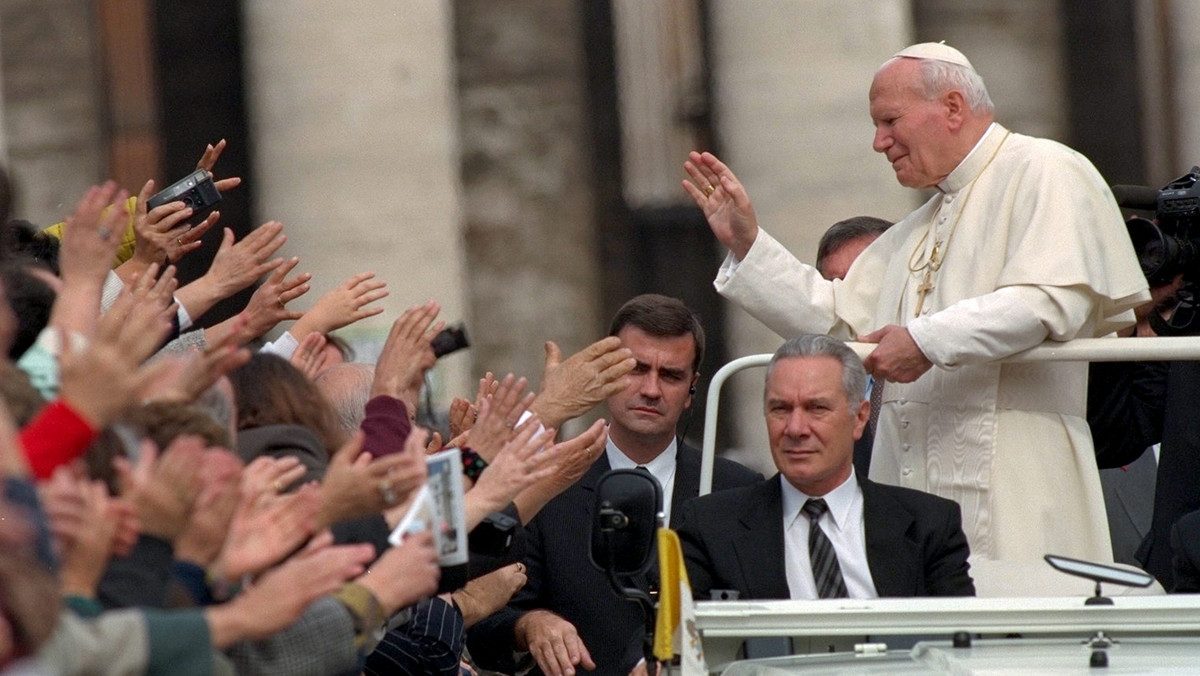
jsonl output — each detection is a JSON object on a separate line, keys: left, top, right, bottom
{"left": 914, "top": 269, "right": 934, "bottom": 317}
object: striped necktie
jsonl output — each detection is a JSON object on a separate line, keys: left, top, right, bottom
{"left": 802, "top": 498, "right": 848, "bottom": 598}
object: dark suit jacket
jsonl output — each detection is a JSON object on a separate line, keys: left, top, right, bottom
{"left": 675, "top": 474, "right": 975, "bottom": 599}
{"left": 467, "top": 443, "right": 760, "bottom": 676}
{"left": 1088, "top": 360, "right": 1200, "bottom": 588}
{"left": 1170, "top": 508, "right": 1200, "bottom": 593}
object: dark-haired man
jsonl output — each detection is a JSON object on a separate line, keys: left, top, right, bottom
{"left": 470, "top": 294, "right": 760, "bottom": 676}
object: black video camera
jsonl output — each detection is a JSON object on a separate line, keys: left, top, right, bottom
{"left": 146, "top": 169, "right": 222, "bottom": 213}
{"left": 1117, "top": 166, "right": 1200, "bottom": 334}
{"left": 1123, "top": 167, "right": 1200, "bottom": 286}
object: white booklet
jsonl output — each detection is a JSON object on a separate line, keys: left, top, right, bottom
{"left": 387, "top": 447, "right": 468, "bottom": 566}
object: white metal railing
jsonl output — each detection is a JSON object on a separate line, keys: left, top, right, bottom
{"left": 699, "top": 337, "right": 1200, "bottom": 495}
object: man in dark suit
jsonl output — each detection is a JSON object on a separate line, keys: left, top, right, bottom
{"left": 677, "top": 334, "right": 974, "bottom": 600}
{"left": 813, "top": 216, "right": 893, "bottom": 477}
{"left": 468, "top": 294, "right": 760, "bottom": 676}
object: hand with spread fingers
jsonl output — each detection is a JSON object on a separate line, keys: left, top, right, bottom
{"left": 204, "top": 530, "right": 373, "bottom": 648}
{"left": 290, "top": 271, "right": 389, "bottom": 341}
{"left": 371, "top": 301, "right": 443, "bottom": 410}
{"left": 53, "top": 182, "right": 131, "bottom": 337}
{"left": 289, "top": 331, "right": 330, "bottom": 381}
{"left": 229, "top": 256, "right": 311, "bottom": 342}
{"left": 175, "top": 221, "right": 287, "bottom": 320}
{"left": 463, "top": 374, "right": 535, "bottom": 463}
{"left": 354, "top": 530, "right": 440, "bottom": 614}
{"left": 59, "top": 264, "right": 177, "bottom": 427}
{"left": 682, "top": 150, "right": 760, "bottom": 260}
{"left": 212, "top": 479, "right": 322, "bottom": 581}
{"left": 114, "top": 436, "right": 204, "bottom": 543}
{"left": 513, "top": 418, "right": 608, "bottom": 524}
{"left": 465, "top": 417, "right": 559, "bottom": 530}
{"left": 316, "top": 430, "right": 427, "bottom": 528}
{"left": 528, "top": 337, "right": 636, "bottom": 429}
{"left": 194, "top": 138, "right": 243, "bottom": 194}
{"left": 139, "top": 322, "right": 252, "bottom": 405}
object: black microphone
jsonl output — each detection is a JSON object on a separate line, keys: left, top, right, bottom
{"left": 1111, "top": 184, "right": 1159, "bottom": 211}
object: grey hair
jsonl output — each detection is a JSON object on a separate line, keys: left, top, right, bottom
{"left": 764, "top": 335, "right": 867, "bottom": 405}
{"left": 315, "top": 362, "right": 376, "bottom": 434}
{"left": 885, "top": 56, "right": 994, "bottom": 115}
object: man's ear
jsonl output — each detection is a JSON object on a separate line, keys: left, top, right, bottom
{"left": 851, "top": 397, "right": 871, "bottom": 440}
{"left": 943, "top": 89, "right": 967, "bottom": 131}
{"left": 687, "top": 374, "right": 699, "bottom": 405}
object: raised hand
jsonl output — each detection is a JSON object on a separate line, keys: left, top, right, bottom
{"left": 237, "top": 256, "right": 310, "bottom": 339}
{"left": 370, "top": 301, "right": 443, "bottom": 408}
{"left": 529, "top": 337, "right": 635, "bottom": 429}
{"left": 289, "top": 331, "right": 330, "bottom": 381}
{"left": 682, "top": 151, "right": 760, "bottom": 260}
{"left": 213, "top": 479, "right": 322, "bottom": 581}
{"left": 354, "top": 531, "right": 440, "bottom": 614}
{"left": 290, "top": 271, "right": 389, "bottom": 340}
{"left": 195, "top": 138, "right": 243, "bottom": 193}
{"left": 204, "top": 530, "right": 373, "bottom": 648}
{"left": 316, "top": 431, "right": 427, "bottom": 527}
{"left": 128, "top": 179, "right": 217, "bottom": 270}
{"left": 59, "top": 264, "right": 176, "bottom": 427}
{"left": 115, "top": 436, "right": 204, "bottom": 542}
{"left": 466, "top": 417, "right": 559, "bottom": 529}
{"left": 465, "top": 374, "right": 534, "bottom": 463}
{"left": 197, "top": 222, "right": 287, "bottom": 301}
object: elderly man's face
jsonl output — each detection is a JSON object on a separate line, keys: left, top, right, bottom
{"left": 869, "top": 58, "right": 956, "bottom": 189}
{"left": 765, "top": 356, "right": 868, "bottom": 496}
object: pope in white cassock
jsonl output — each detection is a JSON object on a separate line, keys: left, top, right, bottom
{"left": 683, "top": 43, "right": 1150, "bottom": 591}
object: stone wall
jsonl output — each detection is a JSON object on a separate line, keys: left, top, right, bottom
{"left": 0, "top": 0, "right": 105, "bottom": 226}
{"left": 454, "top": 0, "right": 604, "bottom": 402}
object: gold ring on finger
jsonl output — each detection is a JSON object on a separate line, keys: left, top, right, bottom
{"left": 703, "top": 184, "right": 715, "bottom": 197}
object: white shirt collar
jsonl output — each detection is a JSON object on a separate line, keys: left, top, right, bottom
{"left": 780, "top": 467, "right": 860, "bottom": 534}
{"left": 605, "top": 436, "right": 678, "bottom": 476}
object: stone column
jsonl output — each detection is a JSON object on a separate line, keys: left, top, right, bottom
{"left": 0, "top": 0, "right": 106, "bottom": 225}
{"left": 707, "top": 0, "right": 915, "bottom": 473}
{"left": 241, "top": 1, "right": 470, "bottom": 403}
{"left": 454, "top": 1, "right": 604, "bottom": 403}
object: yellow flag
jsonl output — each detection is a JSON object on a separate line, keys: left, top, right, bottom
{"left": 654, "top": 527, "right": 708, "bottom": 674}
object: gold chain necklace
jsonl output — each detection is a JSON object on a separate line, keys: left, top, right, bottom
{"left": 906, "top": 130, "right": 1011, "bottom": 317}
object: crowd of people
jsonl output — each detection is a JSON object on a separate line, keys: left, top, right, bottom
{"left": 0, "top": 39, "right": 1195, "bottom": 676}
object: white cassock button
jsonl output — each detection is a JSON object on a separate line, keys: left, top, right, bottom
{"left": 902, "top": 443, "right": 911, "bottom": 452}
{"left": 902, "top": 468, "right": 912, "bottom": 477}
{"left": 898, "top": 398, "right": 907, "bottom": 405}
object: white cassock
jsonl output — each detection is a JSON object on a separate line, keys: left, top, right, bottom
{"left": 715, "top": 124, "right": 1149, "bottom": 574}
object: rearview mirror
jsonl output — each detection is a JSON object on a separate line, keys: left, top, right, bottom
{"left": 589, "top": 469, "right": 662, "bottom": 576}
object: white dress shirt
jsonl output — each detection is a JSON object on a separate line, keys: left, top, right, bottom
{"left": 606, "top": 438, "right": 678, "bottom": 526}
{"left": 780, "top": 469, "right": 878, "bottom": 599}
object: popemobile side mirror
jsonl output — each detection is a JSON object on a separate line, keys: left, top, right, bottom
{"left": 589, "top": 469, "right": 663, "bottom": 577}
